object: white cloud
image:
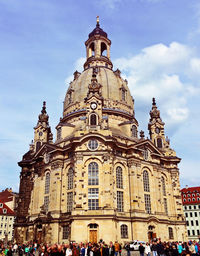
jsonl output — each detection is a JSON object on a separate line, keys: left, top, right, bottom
{"left": 113, "top": 42, "right": 200, "bottom": 128}
{"left": 64, "top": 57, "right": 85, "bottom": 85}
{"left": 190, "top": 58, "right": 200, "bottom": 74}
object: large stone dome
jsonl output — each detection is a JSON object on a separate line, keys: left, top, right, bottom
{"left": 63, "top": 67, "right": 134, "bottom": 117}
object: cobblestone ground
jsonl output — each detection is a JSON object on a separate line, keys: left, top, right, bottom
{"left": 122, "top": 249, "right": 140, "bottom": 256}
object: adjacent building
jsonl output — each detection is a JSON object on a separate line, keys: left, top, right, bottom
{"left": 0, "top": 188, "right": 18, "bottom": 212}
{"left": 181, "top": 186, "right": 200, "bottom": 240}
{"left": 15, "top": 19, "right": 186, "bottom": 244}
{"left": 0, "top": 201, "right": 15, "bottom": 241}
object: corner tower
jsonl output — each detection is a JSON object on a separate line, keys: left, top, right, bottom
{"left": 33, "top": 101, "right": 53, "bottom": 151}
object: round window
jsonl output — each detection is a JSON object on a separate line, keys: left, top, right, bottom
{"left": 88, "top": 139, "right": 98, "bottom": 150}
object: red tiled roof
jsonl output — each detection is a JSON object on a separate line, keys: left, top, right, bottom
{"left": 0, "top": 200, "right": 15, "bottom": 216}
{"left": 0, "top": 189, "right": 14, "bottom": 203}
{"left": 181, "top": 186, "right": 200, "bottom": 205}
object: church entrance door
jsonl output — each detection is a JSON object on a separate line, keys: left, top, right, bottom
{"left": 89, "top": 230, "right": 97, "bottom": 243}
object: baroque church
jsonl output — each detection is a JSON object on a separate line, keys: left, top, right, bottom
{"left": 15, "top": 18, "right": 186, "bottom": 244}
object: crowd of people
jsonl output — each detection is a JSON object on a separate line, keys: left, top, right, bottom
{"left": 0, "top": 240, "right": 200, "bottom": 256}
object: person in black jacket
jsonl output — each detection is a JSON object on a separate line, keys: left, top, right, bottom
{"left": 139, "top": 243, "right": 145, "bottom": 256}
{"left": 157, "top": 241, "right": 165, "bottom": 256}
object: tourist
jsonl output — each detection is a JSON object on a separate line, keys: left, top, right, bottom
{"left": 139, "top": 243, "right": 145, "bottom": 256}
{"left": 109, "top": 242, "right": 115, "bottom": 256}
{"left": 145, "top": 242, "right": 151, "bottom": 256}
{"left": 114, "top": 242, "right": 119, "bottom": 256}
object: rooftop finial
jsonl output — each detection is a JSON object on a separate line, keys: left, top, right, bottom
{"left": 42, "top": 101, "right": 47, "bottom": 114}
{"left": 96, "top": 16, "right": 100, "bottom": 27}
{"left": 152, "top": 97, "right": 156, "bottom": 106}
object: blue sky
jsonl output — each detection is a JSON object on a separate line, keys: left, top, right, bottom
{"left": 0, "top": 0, "right": 200, "bottom": 192}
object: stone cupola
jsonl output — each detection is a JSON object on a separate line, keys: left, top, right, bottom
{"left": 84, "top": 16, "right": 113, "bottom": 70}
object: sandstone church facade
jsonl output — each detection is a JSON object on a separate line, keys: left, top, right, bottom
{"left": 15, "top": 19, "right": 186, "bottom": 244}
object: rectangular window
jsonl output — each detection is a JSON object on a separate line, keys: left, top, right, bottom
{"left": 190, "top": 212, "right": 193, "bottom": 217}
{"left": 144, "top": 194, "right": 151, "bottom": 214}
{"left": 197, "top": 230, "right": 200, "bottom": 235}
{"left": 88, "top": 171, "right": 99, "bottom": 185}
{"left": 192, "top": 230, "right": 195, "bottom": 235}
{"left": 117, "top": 191, "right": 124, "bottom": 212}
{"left": 195, "top": 212, "right": 197, "bottom": 217}
{"left": 88, "top": 188, "right": 99, "bottom": 210}
{"left": 67, "top": 192, "right": 73, "bottom": 212}
{"left": 184, "top": 206, "right": 187, "bottom": 210}
{"left": 57, "top": 127, "right": 62, "bottom": 140}
{"left": 191, "top": 220, "right": 194, "bottom": 226}
{"left": 44, "top": 196, "right": 49, "bottom": 212}
{"left": 194, "top": 205, "right": 196, "bottom": 209}
{"left": 63, "top": 226, "right": 70, "bottom": 239}
{"left": 168, "top": 227, "right": 174, "bottom": 240}
{"left": 186, "top": 221, "right": 189, "bottom": 226}
{"left": 185, "top": 212, "right": 188, "bottom": 217}
{"left": 188, "top": 230, "right": 190, "bottom": 236}
{"left": 164, "top": 198, "right": 168, "bottom": 214}
{"left": 116, "top": 167, "right": 123, "bottom": 189}
{"left": 196, "top": 220, "right": 199, "bottom": 226}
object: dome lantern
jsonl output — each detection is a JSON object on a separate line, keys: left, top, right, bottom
{"left": 84, "top": 17, "right": 113, "bottom": 70}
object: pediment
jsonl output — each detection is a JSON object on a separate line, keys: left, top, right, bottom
{"left": 134, "top": 139, "right": 163, "bottom": 156}
{"left": 84, "top": 94, "right": 104, "bottom": 103}
{"left": 34, "top": 143, "right": 61, "bottom": 158}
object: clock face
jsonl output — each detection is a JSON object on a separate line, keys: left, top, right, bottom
{"left": 90, "top": 102, "right": 97, "bottom": 110}
{"left": 155, "top": 127, "right": 160, "bottom": 134}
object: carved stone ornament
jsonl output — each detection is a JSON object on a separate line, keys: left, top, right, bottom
{"left": 44, "top": 153, "right": 50, "bottom": 164}
{"left": 51, "top": 162, "right": 63, "bottom": 170}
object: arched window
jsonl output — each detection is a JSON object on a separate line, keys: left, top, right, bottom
{"left": 143, "top": 170, "right": 150, "bottom": 192}
{"left": 88, "top": 162, "right": 99, "bottom": 185}
{"left": 45, "top": 172, "right": 50, "bottom": 194}
{"left": 168, "top": 227, "right": 174, "bottom": 239}
{"left": 116, "top": 166, "right": 123, "bottom": 189}
{"left": 121, "top": 225, "right": 128, "bottom": 238}
{"left": 68, "top": 168, "right": 74, "bottom": 190}
{"left": 89, "top": 42, "right": 95, "bottom": 57}
{"left": 157, "top": 138, "right": 163, "bottom": 148}
{"left": 161, "top": 177, "right": 166, "bottom": 196}
{"left": 63, "top": 226, "right": 70, "bottom": 239}
{"left": 122, "top": 88, "right": 126, "bottom": 101}
{"left": 36, "top": 141, "right": 41, "bottom": 151}
{"left": 90, "top": 114, "right": 97, "bottom": 126}
{"left": 164, "top": 198, "right": 168, "bottom": 214}
{"left": 131, "top": 125, "right": 137, "bottom": 138}
{"left": 25, "top": 229, "right": 29, "bottom": 241}
{"left": 101, "top": 42, "right": 107, "bottom": 56}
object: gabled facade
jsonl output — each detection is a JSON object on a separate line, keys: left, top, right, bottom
{"left": 15, "top": 19, "right": 186, "bottom": 244}
{"left": 0, "top": 201, "right": 15, "bottom": 241}
{"left": 181, "top": 186, "right": 200, "bottom": 240}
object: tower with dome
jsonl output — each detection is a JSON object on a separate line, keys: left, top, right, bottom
{"left": 15, "top": 18, "right": 186, "bottom": 243}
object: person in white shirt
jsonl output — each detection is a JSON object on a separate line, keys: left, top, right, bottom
{"left": 145, "top": 242, "right": 151, "bottom": 256}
